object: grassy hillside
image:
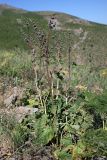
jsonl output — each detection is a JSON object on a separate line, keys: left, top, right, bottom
{"left": 0, "top": 8, "right": 48, "bottom": 49}
{"left": 1, "top": 5, "right": 107, "bottom": 159}
{"left": 0, "top": 4, "right": 107, "bottom": 86}
{"left": 0, "top": 5, "right": 107, "bottom": 68}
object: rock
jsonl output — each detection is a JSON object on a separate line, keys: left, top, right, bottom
{"left": 48, "top": 17, "right": 61, "bottom": 30}
{"left": 0, "top": 106, "right": 38, "bottom": 123}
{"left": 0, "top": 134, "right": 13, "bottom": 160}
{"left": 73, "top": 28, "right": 83, "bottom": 36}
{"left": 4, "top": 87, "right": 24, "bottom": 108}
{"left": 14, "top": 106, "right": 38, "bottom": 122}
{"left": 22, "top": 153, "right": 32, "bottom": 160}
{"left": 91, "top": 156, "right": 107, "bottom": 160}
{"left": 4, "top": 94, "right": 16, "bottom": 108}
{"left": 32, "top": 146, "right": 55, "bottom": 160}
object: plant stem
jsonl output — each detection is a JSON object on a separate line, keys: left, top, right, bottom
{"left": 68, "top": 46, "right": 71, "bottom": 88}
{"left": 103, "top": 119, "right": 105, "bottom": 130}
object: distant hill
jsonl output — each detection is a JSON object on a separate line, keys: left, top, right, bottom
{"left": 0, "top": 4, "right": 26, "bottom": 12}
{"left": 0, "top": 4, "right": 107, "bottom": 67}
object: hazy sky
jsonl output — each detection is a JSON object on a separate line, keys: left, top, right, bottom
{"left": 0, "top": 0, "right": 107, "bottom": 24}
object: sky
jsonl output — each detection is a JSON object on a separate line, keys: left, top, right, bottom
{"left": 0, "top": 0, "right": 107, "bottom": 24}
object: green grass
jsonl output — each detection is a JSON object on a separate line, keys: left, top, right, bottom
{"left": 0, "top": 8, "right": 107, "bottom": 68}
{"left": 0, "top": 9, "right": 48, "bottom": 50}
{"left": 0, "top": 50, "right": 32, "bottom": 81}
{"left": 0, "top": 8, "right": 107, "bottom": 90}
{"left": 1, "top": 8, "right": 107, "bottom": 159}
{"left": 0, "top": 49, "right": 107, "bottom": 91}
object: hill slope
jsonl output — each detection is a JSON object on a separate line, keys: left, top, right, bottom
{"left": 1, "top": 5, "right": 107, "bottom": 160}
{"left": 0, "top": 4, "right": 107, "bottom": 67}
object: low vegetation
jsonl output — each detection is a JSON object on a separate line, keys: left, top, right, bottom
{"left": 0, "top": 5, "right": 107, "bottom": 160}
